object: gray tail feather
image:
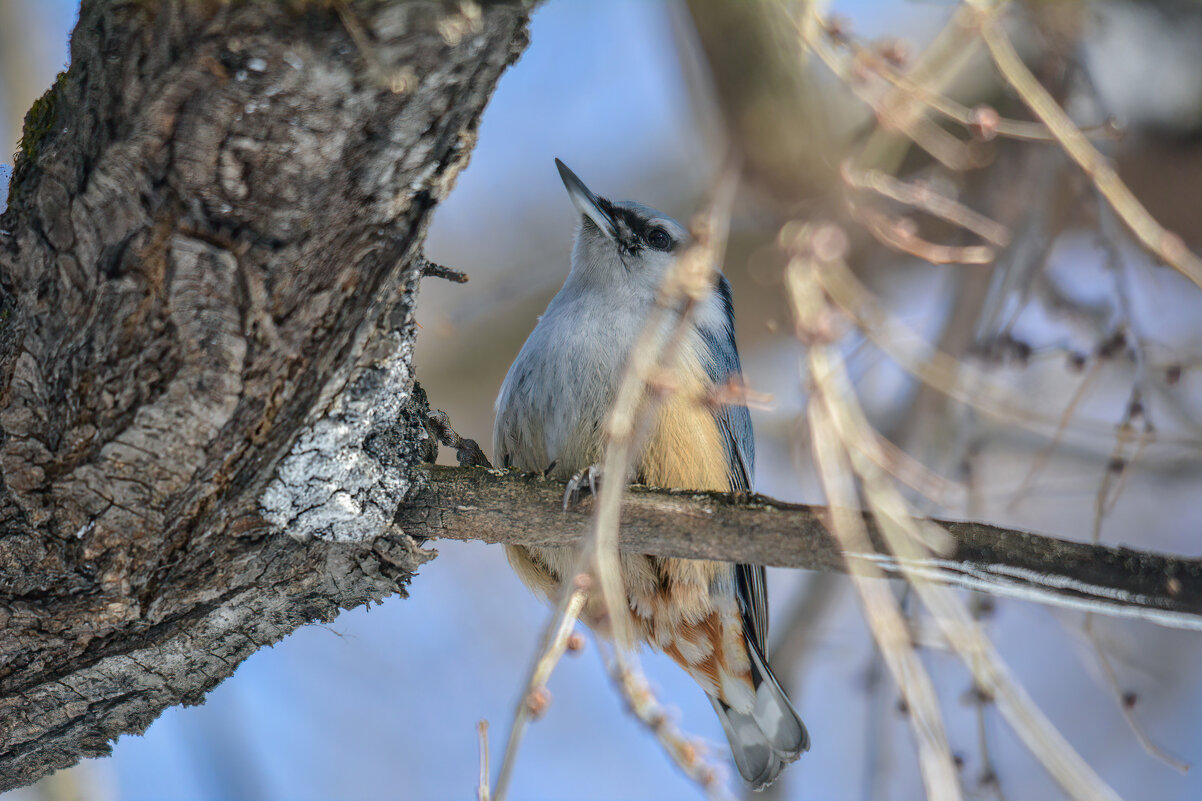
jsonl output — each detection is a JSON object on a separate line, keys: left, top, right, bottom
{"left": 710, "top": 642, "right": 809, "bottom": 790}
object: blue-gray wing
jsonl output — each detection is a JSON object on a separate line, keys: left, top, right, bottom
{"left": 698, "top": 275, "right": 768, "bottom": 656}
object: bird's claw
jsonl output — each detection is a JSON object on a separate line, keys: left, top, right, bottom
{"left": 563, "top": 464, "right": 602, "bottom": 511}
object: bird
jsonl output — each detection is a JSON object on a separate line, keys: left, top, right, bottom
{"left": 493, "top": 159, "right": 809, "bottom": 789}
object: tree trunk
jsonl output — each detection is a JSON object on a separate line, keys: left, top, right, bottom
{"left": 0, "top": 0, "right": 531, "bottom": 789}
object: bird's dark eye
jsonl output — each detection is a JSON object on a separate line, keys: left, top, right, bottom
{"left": 647, "top": 228, "right": 672, "bottom": 251}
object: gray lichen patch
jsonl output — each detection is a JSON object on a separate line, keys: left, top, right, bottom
{"left": 260, "top": 330, "right": 415, "bottom": 543}
{"left": 0, "top": 163, "right": 11, "bottom": 216}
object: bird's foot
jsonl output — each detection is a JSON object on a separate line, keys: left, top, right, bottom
{"left": 563, "top": 464, "right": 602, "bottom": 511}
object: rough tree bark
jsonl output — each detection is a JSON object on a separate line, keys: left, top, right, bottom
{"left": 0, "top": 0, "right": 531, "bottom": 790}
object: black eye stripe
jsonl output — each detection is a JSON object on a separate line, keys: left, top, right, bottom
{"left": 597, "top": 198, "right": 675, "bottom": 252}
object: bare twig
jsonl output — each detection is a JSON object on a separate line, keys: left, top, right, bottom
{"left": 789, "top": 225, "right": 1123, "bottom": 801}
{"left": 1091, "top": 420, "right": 1141, "bottom": 543}
{"left": 796, "top": 7, "right": 982, "bottom": 173}
{"left": 842, "top": 162, "right": 1011, "bottom": 247}
{"left": 802, "top": 249, "right": 1202, "bottom": 456}
{"left": 845, "top": 385, "right": 1123, "bottom": 801}
{"left": 969, "top": 3, "right": 1202, "bottom": 291}
{"left": 421, "top": 258, "right": 470, "bottom": 283}
{"left": 829, "top": 30, "right": 1119, "bottom": 144}
{"left": 809, "top": 385, "right": 964, "bottom": 801}
{"left": 1080, "top": 616, "right": 1190, "bottom": 774}
{"left": 491, "top": 586, "right": 588, "bottom": 801}
{"left": 602, "top": 643, "right": 734, "bottom": 799}
{"left": 581, "top": 162, "right": 741, "bottom": 797}
{"left": 850, "top": 203, "right": 998, "bottom": 265}
{"left": 972, "top": 689, "right": 1006, "bottom": 801}
{"left": 968, "top": 598, "right": 1007, "bottom": 801}
{"left": 1006, "top": 360, "right": 1104, "bottom": 512}
{"left": 789, "top": 223, "right": 961, "bottom": 801}
{"left": 859, "top": 423, "right": 965, "bottom": 507}
{"left": 477, "top": 721, "right": 491, "bottom": 801}
{"left": 781, "top": 4, "right": 1195, "bottom": 799}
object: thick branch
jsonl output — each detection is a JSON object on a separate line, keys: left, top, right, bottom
{"left": 405, "top": 466, "right": 1202, "bottom": 632}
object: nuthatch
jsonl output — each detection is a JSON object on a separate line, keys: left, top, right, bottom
{"left": 494, "top": 160, "right": 809, "bottom": 789}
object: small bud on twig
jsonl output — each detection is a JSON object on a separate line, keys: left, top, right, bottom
{"left": 1096, "top": 329, "right": 1127, "bottom": 360}
{"left": 876, "top": 37, "right": 910, "bottom": 68}
{"left": 825, "top": 14, "right": 851, "bottom": 43}
{"left": 969, "top": 105, "right": 1001, "bottom": 141}
{"left": 526, "top": 687, "right": 551, "bottom": 719}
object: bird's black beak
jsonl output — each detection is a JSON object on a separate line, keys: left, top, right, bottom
{"left": 556, "top": 158, "right": 618, "bottom": 241}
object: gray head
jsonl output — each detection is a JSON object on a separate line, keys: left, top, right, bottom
{"left": 556, "top": 159, "right": 690, "bottom": 295}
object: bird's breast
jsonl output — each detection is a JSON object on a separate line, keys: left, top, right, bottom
{"left": 497, "top": 292, "right": 731, "bottom": 493}
{"left": 637, "top": 349, "right": 731, "bottom": 492}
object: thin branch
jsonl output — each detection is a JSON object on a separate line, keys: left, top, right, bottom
{"left": 841, "top": 162, "right": 1011, "bottom": 247}
{"left": 808, "top": 383, "right": 963, "bottom": 801}
{"left": 969, "top": 3, "right": 1202, "bottom": 292}
{"left": 805, "top": 246, "right": 1202, "bottom": 455}
{"left": 492, "top": 587, "right": 588, "bottom": 801}
{"left": 601, "top": 642, "right": 734, "bottom": 799}
{"left": 477, "top": 721, "right": 491, "bottom": 801}
{"left": 849, "top": 203, "right": 999, "bottom": 265}
{"left": 827, "top": 355, "right": 1122, "bottom": 801}
{"left": 827, "top": 25, "right": 1120, "bottom": 145}
{"left": 420, "top": 257, "right": 470, "bottom": 284}
{"left": 796, "top": 6, "right": 982, "bottom": 173}
{"left": 403, "top": 465, "right": 1202, "bottom": 633}
{"left": 787, "top": 223, "right": 1121, "bottom": 799}
{"left": 1006, "top": 360, "right": 1104, "bottom": 512}
{"left": 969, "top": 599, "right": 1007, "bottom": 801}
{"left": 580, "top": 161, "right": 741, "bottom": 798}
{"left": 1080, "top": 616, "right": 1190, "bottom": 773}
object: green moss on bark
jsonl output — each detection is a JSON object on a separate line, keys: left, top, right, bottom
{"left": 8, "top": 70, "right": 68, "bottom": 206}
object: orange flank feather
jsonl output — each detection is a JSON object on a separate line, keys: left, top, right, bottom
{"left": 630, "top": 359, "right": 756, "bottom": 712}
